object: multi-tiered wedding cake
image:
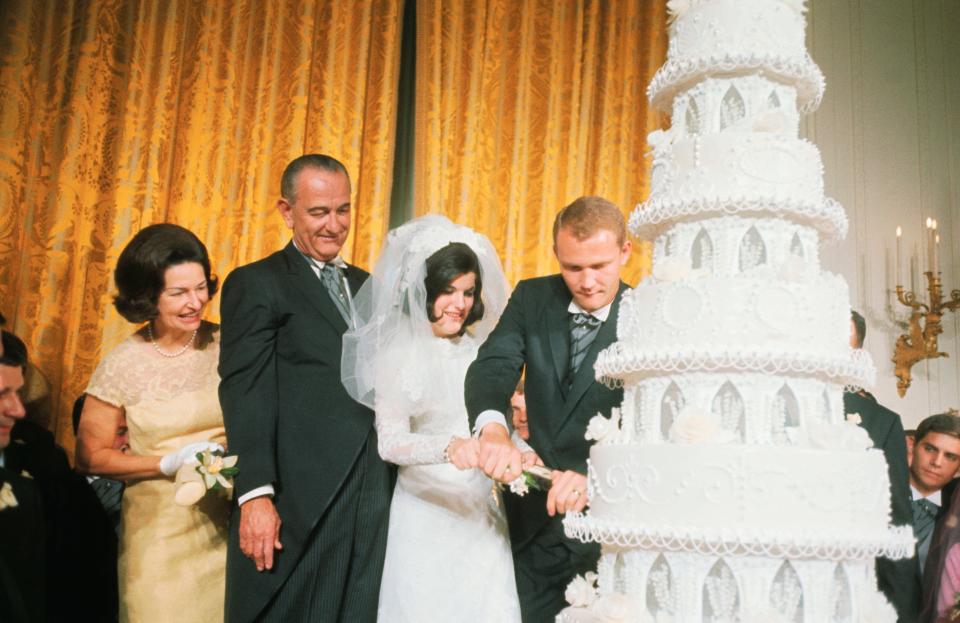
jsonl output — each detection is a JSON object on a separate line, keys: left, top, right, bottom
{"left": 559, "top": 1, "right": 914, "bottom": 621}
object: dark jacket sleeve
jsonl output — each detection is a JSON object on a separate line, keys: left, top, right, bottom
{"left": 219, "top": 265, "right": 282, "bottom": 497}
{"left": 846, "top": 392, "right": 919, "bottom": 623}
{"left": 465, "top": 281, "right": 529, "bottom": 429}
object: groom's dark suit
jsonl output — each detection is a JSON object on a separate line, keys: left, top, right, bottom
{"left": 220, "top": 242, "right": 392, "bottom": 622}
{"left": 466, "top": 274, "right": 626, "bottom": 622}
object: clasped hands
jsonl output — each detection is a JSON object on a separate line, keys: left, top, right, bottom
{"left": 448, "top": 424, "right": 589, "bottom": 516}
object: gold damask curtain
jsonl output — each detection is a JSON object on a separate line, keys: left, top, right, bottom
{"left": 415, "top": 0, "right": 667, "bottom": 284}
{"left": 0, "top": 0, "right": 403, "bottom": 450}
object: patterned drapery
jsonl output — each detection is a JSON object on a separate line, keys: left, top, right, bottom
{"left": 0, "top": 0, "right": 666, "bottom": 453}
{"left": 414, "top": 0, "right": 667, "bottom": 284}
{"left": 0, "top": 0, "right": 404, "bottom": 450}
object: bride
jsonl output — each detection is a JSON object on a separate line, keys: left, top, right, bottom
{"left": 342, "top": 215, "right": 521, "bottom": 622}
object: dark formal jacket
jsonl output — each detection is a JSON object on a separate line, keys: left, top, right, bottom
{"left": 844, "top": 390, "right": 919, "bottom": 623}
{"left": 466, "top": 275, "right": 627, "bottom": 550}
{"left": 4, "top": 421, "right": 118, "bottom": 623}
{"left": 0, "top": 465, "right": 44, "bottom": 623}
{"left": 219, "top": 242, "right": 392, "bottom": 621}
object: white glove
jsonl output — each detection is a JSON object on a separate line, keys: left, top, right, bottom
{"left": 160, "top": 441, "right": 224, "bottom": 477}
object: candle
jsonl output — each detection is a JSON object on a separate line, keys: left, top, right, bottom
{"left": 935, "top": 231, "right": 940, "bottom": 275}
{"left": 932, "top": 219, "right": 939, "bottom": 275}
{"left": 896, "top": 226, "right": 902, "bottom": 286}
{"left": 926, "top": 218, "right": 934, "bottom": 274}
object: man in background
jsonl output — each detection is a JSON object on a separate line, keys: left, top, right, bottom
{"left": 908, "top": 414, "right": 960, "bottom": 581}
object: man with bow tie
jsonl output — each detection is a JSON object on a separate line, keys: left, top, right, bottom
{"left": 465, "top": 196, "right": 632, "bottom": 621}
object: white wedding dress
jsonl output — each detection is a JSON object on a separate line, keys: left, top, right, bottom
{"left": 375, "top": 332, "right": 521, "bottom": 623}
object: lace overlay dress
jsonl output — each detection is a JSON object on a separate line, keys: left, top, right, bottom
{"left": 85, "top": 330, "right": 229, "bottom": 623}
{"left": 375, "top": 333, "right": 521, "bottom": 622}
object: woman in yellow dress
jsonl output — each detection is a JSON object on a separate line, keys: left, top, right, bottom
{"left": 77, "top": 223, "right": 229, "bottom": 622}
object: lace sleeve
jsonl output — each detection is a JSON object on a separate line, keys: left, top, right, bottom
{"left": 85, "top": 340, "right": 132, "bottom": 408}
{"left": 374, "top": 403, "right": 453, "bottom": 466}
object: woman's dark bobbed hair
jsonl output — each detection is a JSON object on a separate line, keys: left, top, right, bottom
{"left": 113, "top": 223, "right": 218, "bottom": 323}
{"left": 424, "top": 242, "right": 484, "bottom": 335}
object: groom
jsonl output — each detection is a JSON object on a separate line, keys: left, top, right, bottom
{"left": 219, "top": 154, "right": 392, "bottom": 622}
{"left": 465, "top": 196, "right": 631, "bottom": 622}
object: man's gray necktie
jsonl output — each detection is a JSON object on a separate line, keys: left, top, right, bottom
{"left": 913, "top": 497, "right": 939, "bottom": 574}
{"left": 566, "top": 312, "right": 602, "bottom": 388}
{"left": 320, "top": 263, "right": 353, "bottom": 326}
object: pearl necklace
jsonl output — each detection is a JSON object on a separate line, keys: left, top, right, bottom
{"left": 147, "top": 323, "right": 198, "bottom": 358}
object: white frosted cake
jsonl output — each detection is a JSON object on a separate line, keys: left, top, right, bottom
{"left": 559, "top": 2, "right": 913, "bottom": 622}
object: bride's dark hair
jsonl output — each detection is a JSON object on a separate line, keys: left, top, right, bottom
{"left": 424, "top": 242, "right": 485, "bottom": 334}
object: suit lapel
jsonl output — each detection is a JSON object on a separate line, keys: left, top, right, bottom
{"left": 558, "top": 281, "right": 628, "bottom": 427}
{"left": 282, "top": 242, "right": 348, "bottom": 334}
{"left": 543, "top": 279, "right": 572, "bottom": 389}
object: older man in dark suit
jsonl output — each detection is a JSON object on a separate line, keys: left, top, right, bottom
{"left": 219, "top": 155, "right": 392, "bottom": 622}
{"left": 466, "top": 196, "right": 631, "bottom": 622}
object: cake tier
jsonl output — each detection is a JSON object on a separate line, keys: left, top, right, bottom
{"left": 615, "top": 372, "right": 846, "bottom": 445}
{"left": 598, "top": 271, "right": 871, "bottom": 388}
{"left": 632, "top": 132, "right": 846, "bottom": 241}
{"left": 558, "top": 550, "right": 900, "bottom": 622}
{"left": 651, "top": 217, "right": 825, "bottom": 277}
{"left": 649, "top": 0, "right": 824, "bottom": 113}
{"left": 567, "top": 444, "right": 912, "bottom": 561}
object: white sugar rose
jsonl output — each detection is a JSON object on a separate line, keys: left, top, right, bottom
{"left": 564, "top": 572, "right": 599, "bottom": 608}
{"left": 753, "top": 110, "right": 788, "bottom": 134}
{"left": 807, "top": 421, "right": 873, "bottom": 451}
{"left": 669, "top": 406, "right": 732, "bottom": 444}
{"left": 653, "top": 258, "right": 690, "bottom": 283}
{"left": 592, "top": 594, "right": 637, "bottom": 622}
{"left": 585, "top": 410, "right": 620, "bottom": 444}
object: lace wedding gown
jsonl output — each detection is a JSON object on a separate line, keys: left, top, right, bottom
{"left": 85, "top": 329, "right": 229, "bottom": 622}
{"left": 375, "top": 332, "right": 521, "bottom": 622}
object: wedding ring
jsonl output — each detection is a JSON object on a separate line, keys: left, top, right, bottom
{"left": 571, "top": 489, "right": 582, "bottom": 499}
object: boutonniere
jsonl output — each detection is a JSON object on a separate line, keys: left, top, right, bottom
{"left": 0, "top": 482, "right": 18, "bottom": 511}
{"left": 846, "top": 412, "right": 862, "bottom": 425}
{"left": 20, "top": 470, "right": 32, "bottom": 479}
{"left": 173, "top": 449, "right": 239, "bottom": 506}
{"left": 505, "top": 465, "right": 554, "bottom": 497}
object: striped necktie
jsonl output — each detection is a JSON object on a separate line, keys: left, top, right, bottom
{"left": 913, "top": 497, "right": 939, "bottom": 573}
{"left": 566, "top": 312, "right": 602, "bottom": 388}
{"left": 319, "top": 263, "right": 353, "bottom": 327}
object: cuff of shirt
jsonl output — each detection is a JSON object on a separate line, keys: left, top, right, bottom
{"left": 237, "top": 484, "right": 275, "bottom": 506}
{"left": 474, "top": 410, "right": 509, "bottom": 437}
{"left": 510, "top": 431, "right": 534, "bottom": 453}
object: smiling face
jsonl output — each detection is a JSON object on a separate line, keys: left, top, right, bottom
{"left": 430, "top": 272, "right": 477, "bottom": 338}
{"left": 0, "top": 364, "right": 25, "bottom": 450}
{"left": 154, "top": 262, "right": 209, "bottom": 335}
{"left": 554, "top": 226, "right": 631, "bottom": 312}
{"left": 910, "top": 431, "right": 960, "bottom": 495}
{"left": 278, "top": 167, "right": 351, "bottom": 262}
